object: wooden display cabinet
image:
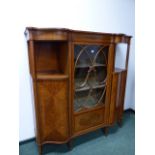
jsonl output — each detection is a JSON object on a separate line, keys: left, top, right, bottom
{"left": 25, "top": 27, "right": 131, "bottom": 155}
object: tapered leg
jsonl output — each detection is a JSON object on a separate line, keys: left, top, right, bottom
{"left": 38, "top": 145, "right": 42, "bottom": 155}
{"left": 102, "top": 127, "right": 109, "bottom": 136}
{"left": 118, "top": 119, "right": 123, "bottom": 127}
{"left": 67, "top": 140, "right": 73, "bottom": 150}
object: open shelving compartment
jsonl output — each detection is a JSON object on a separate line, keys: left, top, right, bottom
{"left": 109, "top": 42, "right": 129, "bottom": 124}
{"left": 114, "top": 43, "right": 128, "bottom": 72}
{"left": 34, "top": 41, "right": 69, "bottom": 80}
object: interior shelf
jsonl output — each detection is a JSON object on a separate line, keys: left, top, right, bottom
{"left": 34, "top": 41, "right": 69, "bottom": 77}
{"left": 37, "top": 71, "right": 68, "bottom": 80}
{"left": 114, "top": 68, "right": 127, "bottom": 73}
{"left": 75, "top": 63, "right": 106, "bottom": 69}
{"left": 75, "top": 71, "right": 107, "bottom": 90}
{"left": 75, "top": 83, "right": 106, "bottom": 92}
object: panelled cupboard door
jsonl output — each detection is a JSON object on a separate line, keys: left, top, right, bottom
{"left": 36, "top": 79, "right": 69, "bottom": 143}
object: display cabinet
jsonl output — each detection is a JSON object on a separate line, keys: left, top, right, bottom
{"left": 25, "top": 27, "right": 131, "bottom": 155}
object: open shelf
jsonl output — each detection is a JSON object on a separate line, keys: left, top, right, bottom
{"left": 37, "top": 71, "right": 68, "bottom": 80}
{"left": 34, "top": 41, "right": 68, "bottom": 76}
{"left": 114, "top": 68, "right": 127, "bottom": 73}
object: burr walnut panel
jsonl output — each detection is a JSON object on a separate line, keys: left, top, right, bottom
{"left": 74, "top": 108, "right": 105, "bottom": 133}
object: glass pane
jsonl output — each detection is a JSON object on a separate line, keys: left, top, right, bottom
{"left": 74, "top": 44, "right": 108, "bottom": 112}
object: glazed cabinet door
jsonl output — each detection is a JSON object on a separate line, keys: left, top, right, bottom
{"left": 36, "top": 79, "right": 69, "bottom": 143}
{"left": 74, "top": 44, "right": 108, "bottom": 111}
{"left": 73, "top": 44, "right": 111, "bottom": 134}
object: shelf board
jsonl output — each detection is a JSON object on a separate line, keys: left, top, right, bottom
{"left": 74, "top": 103, "right": 105, "bottom": 115}
{"left": 94, "top": 63, "right": 106, "bottom": 67}
{"left": 114, "top": 68, "right": 127, "bottom": 73}
{"left": 37, "top": 72, "right": 68, "bottom": 80}
{"left": 75, "top": 83, "right": 106, "bottom": 92}
{"left": 75, "top": 63, "right": 106, "bottom": 69}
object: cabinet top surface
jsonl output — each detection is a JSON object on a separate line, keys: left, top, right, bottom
{"left": 25, "top": 27, "right": 132, "bottom": 38}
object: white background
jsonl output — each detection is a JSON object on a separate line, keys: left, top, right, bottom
{"left": 18, "top": 0, "right": 135, "bottom": 141}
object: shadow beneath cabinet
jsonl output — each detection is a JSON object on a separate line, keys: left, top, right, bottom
{"left": 43, "top": 130, "right": 103, "bottom": 154}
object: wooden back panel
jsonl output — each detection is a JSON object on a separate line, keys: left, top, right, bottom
{"left": 34, "top": 41, "right": 68, "bottom": 74}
